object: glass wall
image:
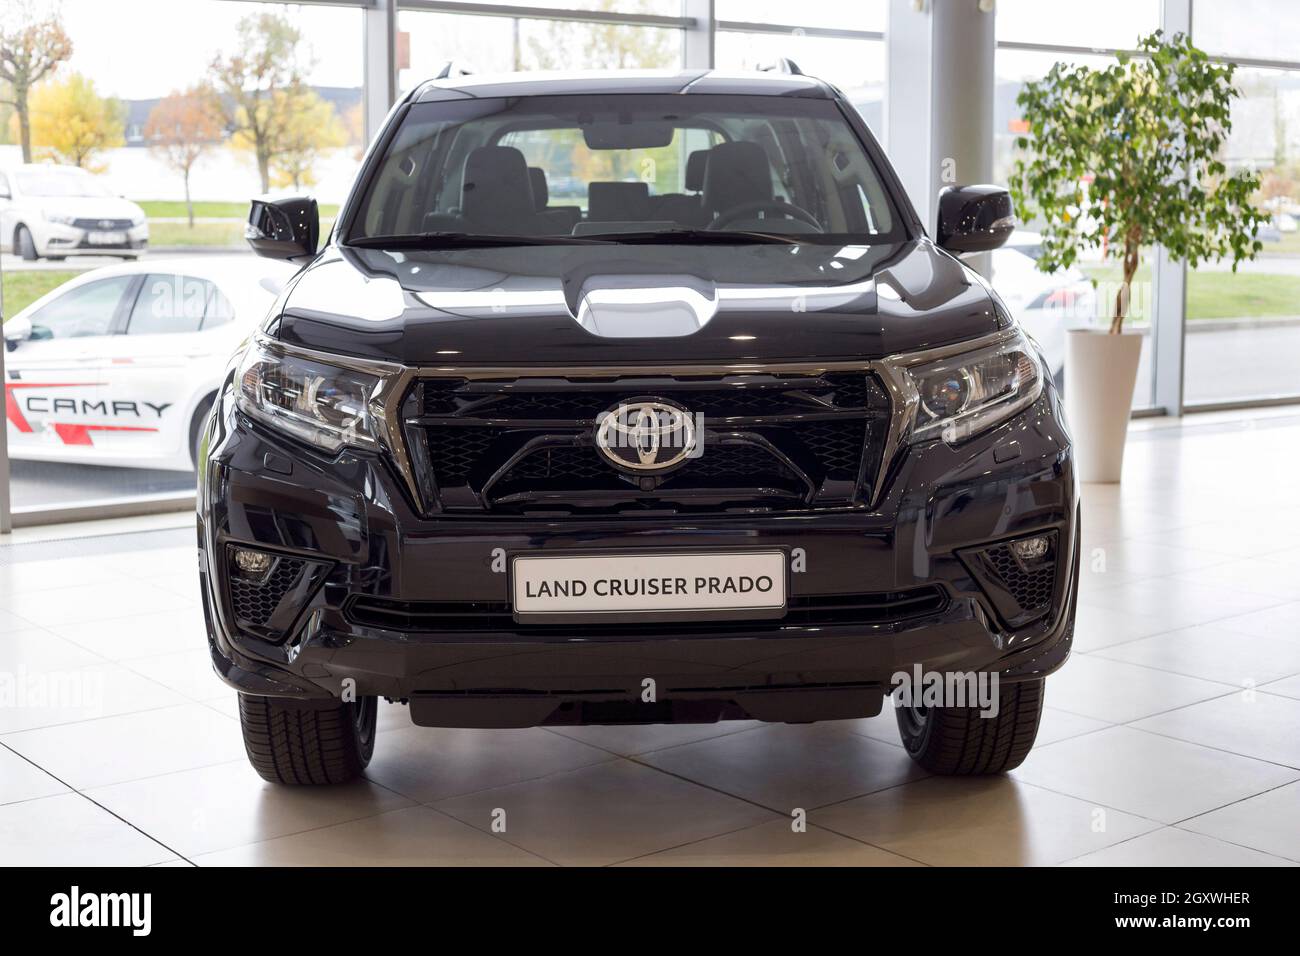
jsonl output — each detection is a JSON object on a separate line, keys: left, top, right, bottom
{"left": 1183, "top": 17, "right": 1300, "bottom": 405}
{"left": 1, "top": 0, "right": 364, "bottom": 518}
{"left": 991, "top": 37, "right": 1158, "bottom": 408}
{"left": 398, "top": 7, "right": 682, "bottom": 90}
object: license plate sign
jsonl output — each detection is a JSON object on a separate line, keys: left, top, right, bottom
{"left": 512, "top": 551, "right": 786, "bottom": 619}
{"left": 88, "top": 230, "right": 126, "bottom": 245}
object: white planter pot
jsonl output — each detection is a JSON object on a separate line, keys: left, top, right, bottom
{"left": 1063, "top": 329, "right": 1142, "bottom": 483}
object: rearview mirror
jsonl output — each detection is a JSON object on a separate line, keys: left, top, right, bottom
{"left": 4, "top": 315, "right": 32, "bottom": 351}
{"left": 582, "top": 121, "right": 674, "bottom": 150}
{"left": 935, "top": 185, "right": 1015, "bottom": 254}
{"left": 246, "top": 196, "right": 319, "bottom": 262}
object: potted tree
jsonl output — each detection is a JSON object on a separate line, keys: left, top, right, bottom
{"left": 1011, "top": 31, "right": 1267, "bottom": 482}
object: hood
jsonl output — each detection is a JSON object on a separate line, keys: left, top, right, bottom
{"left": 34, "top": 195, "right": 144, "bottom": 220}
{"left": 271, "top": 238, "right": 1006, "bottom": 366}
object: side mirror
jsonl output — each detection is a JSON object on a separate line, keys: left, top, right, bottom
{"left": 4, "top": 315, "right": 32, "bottom": 351}
{"left": 936, "top": 185, "right": 1015, "bottom": 254}
{"left": 246, "top": 196, "right": 319, "bottom": 262}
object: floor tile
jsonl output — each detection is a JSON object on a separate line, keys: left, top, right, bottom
{"left": 52, "top": 605, "right": 208, "bottom": 661}
{"left": 0, "top": 744, "right": 69, "bottom": 805}
{"left": 814, "top": 776, "right": 1158, "bottom": 866}
{"left": 547, "top": 719, "right": 762, "bottom": 756}
{"left": 112, "top": 546, "right": 201, "bottom": 582}
{"left": 1093, "top": 622, "right": 1300, "bottom": 686}
{"left": 1072, "top": 601, "right": 1176, "bottom": 652}
{"left": 1012, "top": 726, "right": 1298, "bottom": 824}
{"left": 0, "top": 555, "right": 135, "bottom": 593}
{"left": 1261, "top": 674, "right": 1300, "bottom": 700}
{"left": 1034, "top": 707, "right": 1112, "bottom": 745}
{"left": 1138, "top": 520, "right": 1300, "bottom": 560}
{"left": 123, "top": 648, "right": 229, "bottom": 701}
{"left": 1063, "top": 827, "right": 1296, "bottom": 866}
{"left": 0, "top": 792, "right": 176, "bottom": 866}
{"left": 0, "top": 662, "right": 188, "bottom": 735}
{"left": 0, "top": 627, "right": 104, "bottom": 671}
{"left": 365, "top": 725, "right": 615, "bottom": 803}
{"left": 191, "top": 805, "right": 551, "bottom": 866}
{"left": 434, "top": 760, "right": 774, "bottom": 866}
{"left": 1134, "top": 691, "right": 1300, "bottom": 769}
{"left": 638, "top": 722, "right": 927, "bottom": 811}
{"left": 1045, "top": 655, "right": 1233, "bottom": 724}
{"left": 620, "top": 819, "right": 921, "bottom": 867}
{"left": 0, "top": 607, "right": 38, "bottom": 634}
{"left": 5, "top": 581, "right": 193, "bottom": 628}
{"left": 375, "top": 699, "right": 412, "bottom": 732}
{"left": 1180, "top": 781, "right": 1300, "bottom": 862}
{"left": 4, "top": 702, "right": 245, "bottom": 789}
{"left": 843, "top": 707, "right": 906, "bottom": 747}
{"left": 87, "top": 760, "right": 414, "bottom": 858}
{"left": 1077, "top": 538, "right": 1228, "bottom": 583}
{"left": 1081, "top": 577, "right": 1285, "bottom": 631}
{"left": 1169, "top": 558, "right": 1300, "bottom": 602}
{"left": 1214, "top": 602, "right": 1300, "bottom": 642}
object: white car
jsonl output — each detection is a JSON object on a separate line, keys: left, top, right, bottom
{"left": 3, "top": 257, "right": 297, "bottom": 470}
{"left": 990, "top": 231, "right": 1096, "bottom": 383}
{"left": 0, "top": 164, "right": 149, "bottom": 261}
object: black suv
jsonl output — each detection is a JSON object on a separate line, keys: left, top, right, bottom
{"left": 200, "top": 68, "right": 1078, "bottom": 785}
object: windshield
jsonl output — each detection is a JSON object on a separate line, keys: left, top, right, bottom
{"left": 348, "top": 93, "right": 905, "bottom": 245}
{"left": 14, "top": 168, "right": 114, "bottom": 198}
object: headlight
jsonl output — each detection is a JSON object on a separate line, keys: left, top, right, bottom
{"left": 44, "top": 211, "right": 77, "bottom": 226}
{"left": 235, "top": 339, "right": 389, "bottom": 452}
{"left": 894, "top": 329, "right": 1043, "bottom": 444}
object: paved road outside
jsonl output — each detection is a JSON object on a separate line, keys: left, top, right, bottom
{"left": 7, "top": 460, "right": 195, "bottom": 510}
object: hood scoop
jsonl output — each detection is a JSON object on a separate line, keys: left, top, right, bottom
{"left": 569, "top": 273, "right": 719, "bottom": 338}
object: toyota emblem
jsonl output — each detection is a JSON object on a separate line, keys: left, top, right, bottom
{"left": 595, "top": 400, "right": 698, "bottom": 472}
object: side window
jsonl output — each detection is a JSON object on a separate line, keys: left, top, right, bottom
{"left": 27, "top": 276, "right": 134, "bottom": 340}
{"left": 126, "top": 274, "right": 210, "bottom": 335}
{"left": 201, "top": 284, "right": 235, "bottom": 329}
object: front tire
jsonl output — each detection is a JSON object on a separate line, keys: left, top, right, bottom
{"left": 16, "top": 225, "right": 38, "bottom": 261}
{"left": 238, "top": 694, "right": 377, "bottom": 785}
{"left": 895, "top": 678, "right": 1044, "bottom": 774}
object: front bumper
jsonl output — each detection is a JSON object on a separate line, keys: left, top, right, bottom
{"left": 199, "top": 384, "right": 1079, "bottom": 726}
{"left": 39, "top": 221, "right": 148, "bottom": 255}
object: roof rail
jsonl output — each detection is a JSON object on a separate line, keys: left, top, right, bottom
{"left": 434, "top": 60, "right": 474, "bottom": 80}
{"left": 759, "top": 58, "right": 803, "bottom": 76}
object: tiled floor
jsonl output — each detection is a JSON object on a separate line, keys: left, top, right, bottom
{"left": 3, "top": 411, "right": 1300, "bottom": 866}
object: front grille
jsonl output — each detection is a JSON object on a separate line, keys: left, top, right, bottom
{"left": 985, "top": 540, "right": 1057, "bottom": 616}
{"left": 961, "top": 531, "right": 1059, "bottom": 629}
{"left": 401, "top": 372, "right": 892, "bottom": 515}
{"left": 71, "top": 217, "right": 134, "bottom": 230}
{"left": 345, "top": 585, "right": 948, "bottom": 634}
{"left": 229, "top": 557, "right": 306, "bottom": 627}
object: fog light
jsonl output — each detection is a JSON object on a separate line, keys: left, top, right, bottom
{"left": 231, "top": 547, "right": 274, "bottom": 577}
{"left": 1009, "top": 535, "right": 1051, "bottom": 562}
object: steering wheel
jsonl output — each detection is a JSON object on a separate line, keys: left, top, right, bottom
{"left": 709, "top": 199, "right": 823, "bottom": 232}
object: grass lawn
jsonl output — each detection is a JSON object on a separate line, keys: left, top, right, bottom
{"left": 2, "top": 271, "right": 79, "bottom": 319}
{"left": 139, "top": 200, "right": 340, "bottom": 220}
{"left": 149, "top": 216, "right": 336, "bottom": 248}
{"left": 1082, "top": 263, "right": 1300, "bottom": 320}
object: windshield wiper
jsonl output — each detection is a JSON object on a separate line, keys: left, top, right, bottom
{"left": 589, "top": 229, "right": 806, "bottom": 245}
{"left": 346, "top": 231, "right": 602, "bottom": 249}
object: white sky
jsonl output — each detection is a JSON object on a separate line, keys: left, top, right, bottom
{"left": 53, "top": 0, "right": 365, "bottom": 99}
{"left": 31, "top": 0, "right": 1268, "bottom": 103}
